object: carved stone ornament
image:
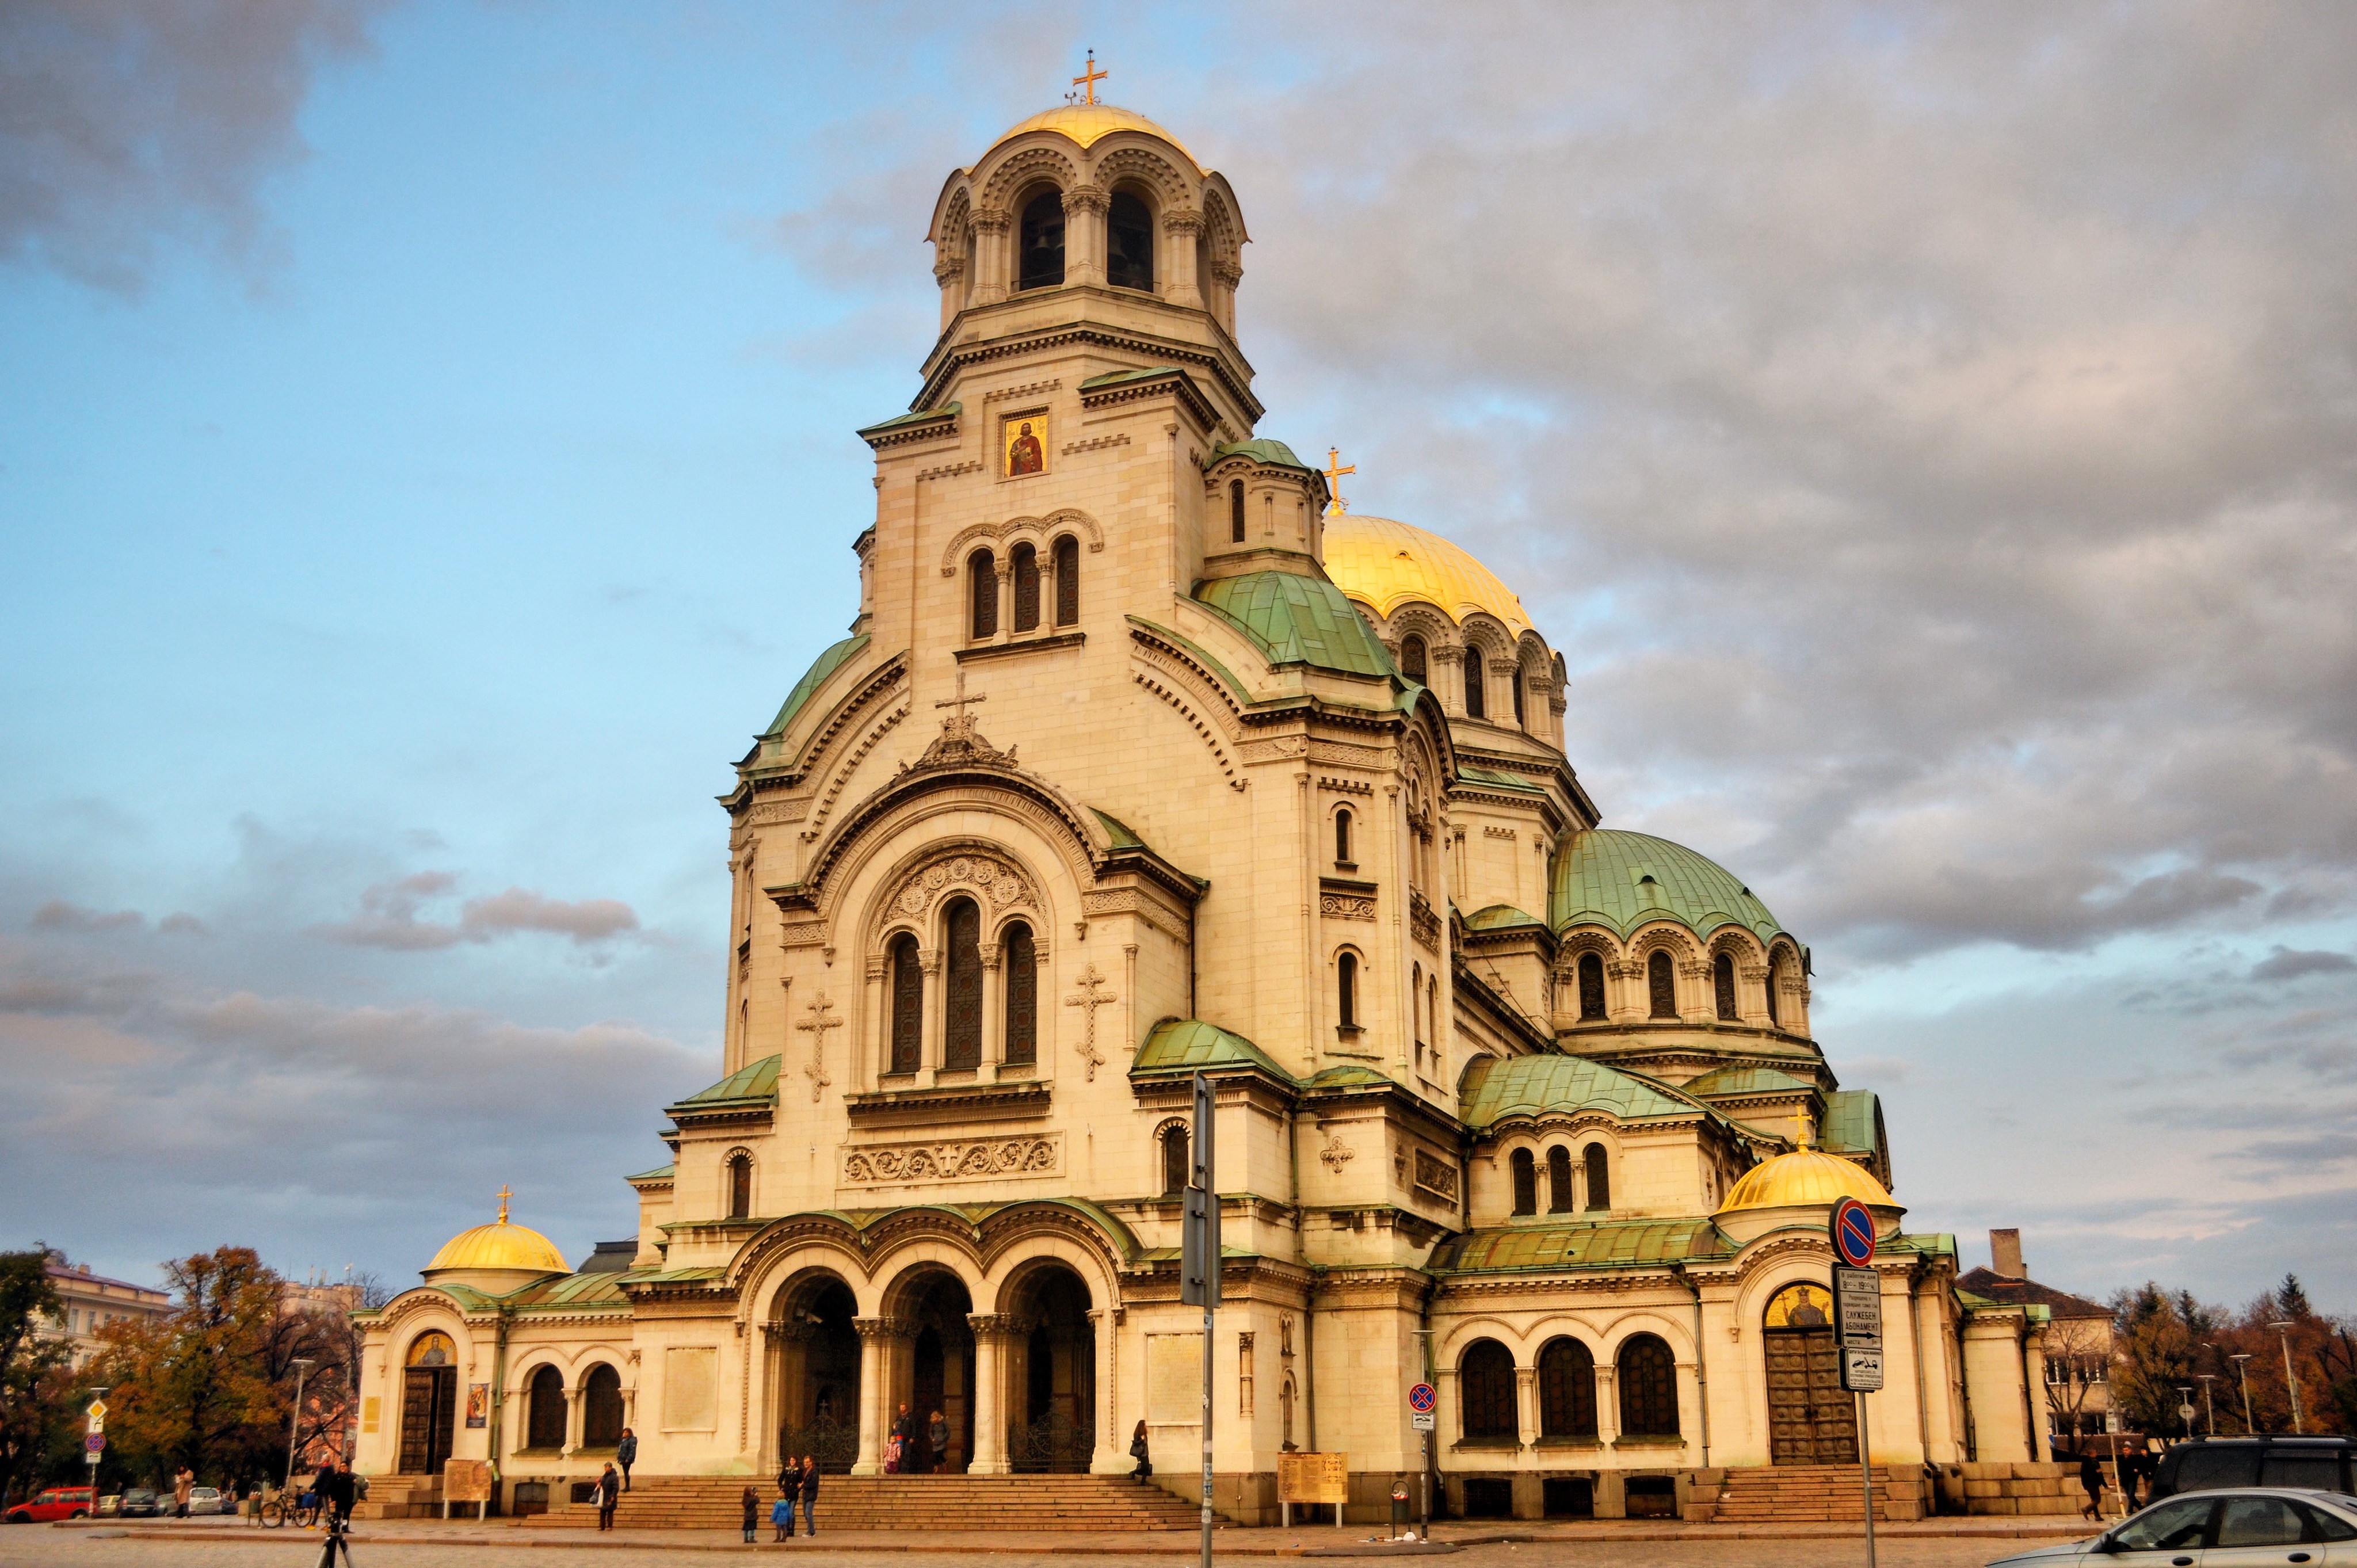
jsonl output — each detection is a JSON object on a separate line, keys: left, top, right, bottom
{"left": 795, "top": 992, "right": 842, "bottom": 1103}
{"left": 1319, "top": 1130, "right": 1354, "bottom": 1172}
{"left": 1412, "top": 1148, "right": 1459, "bottom": 1201}
{"left": 842, "top": 1135, "right": 1059, "bottom": 1185}
{"left": 1063, "top": 962, "right": 1116, "bottom": 1081}
{"left": 892, "top": 852, "right": 1035, "bottom": 921}
{"left": 1319, "top": 891, "right": 1376, "bottom": 921}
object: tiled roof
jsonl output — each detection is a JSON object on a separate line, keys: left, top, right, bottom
{"left": 1463, "top": 903, "right": 1542, "bottom": 932}
{"left": 1820, "top": 1089, "right": 1884, "bottom": 1158}
{"left": 1954, "top": 1268, "right": 2111, "bottom": 1320}
{"left": 1549, "top": 828, "right": 1785, "bottom": 944}
{"left": 1131, "top": 1017, "right": 1294, "bottom": 1083}
{"left": 1457, "top": 1053, "right": 1709, "bottom": 1131}
{"left": 1192, "top": 571, "right": 1397, "bottom": 680}
{"left": 761, "top": 634, "right": 871, "bottom": 740}
{"left": 1683, "top": 1066, "right": 1814, "bottom": 1099}
{"left": 1206, "top": 438, "right": 1309, "bottom": 471}
{"left": 666, "top": 1055, "right": 779, "bottom": 1116}
{"left": 1431, "top": 1217, "right": 1736, "bottom": 1275}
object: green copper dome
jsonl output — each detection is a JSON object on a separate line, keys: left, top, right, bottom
{"left": 1549, "top": 829, "right": 1786, "bottom": 945}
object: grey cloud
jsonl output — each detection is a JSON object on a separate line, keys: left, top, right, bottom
{"left": 157, "top": 912, "right": 210, "bottom": 937}
{"left": 2250, "top": 947, "right": 2357, "bottom": 982}
{"left": 309, "top": 871, "right": 464, "bottom": 951}
{"left": 311, "top": 872, "right": 640, "bottom": 949}
{"left": 0, "top": 0, "right": 380, "bottom": 292}
{"left": 459, "top": 888, "right": 640, "bottom": 945}
{"left": 30, "top": 900, "right": 144, "bottom": 933}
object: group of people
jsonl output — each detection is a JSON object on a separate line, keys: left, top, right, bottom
{"left": 2069, "top": 1447, "right": 2156, "bottom": 1521}
{"left": 588, "top": 1427, "right": 640, "bottom": 1530}
{"left": 741, "top": 1455, "right": 821, "bottom": 1543}
{"left": 884, "top": 1403, "right": 952, "bottom": 1474}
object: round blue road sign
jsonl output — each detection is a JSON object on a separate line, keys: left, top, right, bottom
{"left": 1408, "top": 1382, "right": 1436, "bottom": 1414}
{"left": 1830, "top": 1196, "right": 1875, "bottom": 1267}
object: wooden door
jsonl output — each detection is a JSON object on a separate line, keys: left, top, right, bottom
{"left": 398, "top": 1367, "right": 457, "bottom": 1475}
{"left": 1765, "top": 1329, "right": 1856, "bottom": 1464}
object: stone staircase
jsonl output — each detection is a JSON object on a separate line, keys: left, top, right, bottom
{"left": 525, "top": 1473, "right": 1215, "bottom": 1532}
{"left": 1703, "top": 1463, "right": 1922, "bottom": 1524}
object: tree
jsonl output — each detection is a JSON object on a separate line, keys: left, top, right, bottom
{"left": 0, "top": 1249, "right": 70, "bottom": 1506}
{"left": 2110, "top": 1283, "right": 2218, "bottom": 1436}
{"left": 2278, "top": 1275, "right": 2314, "bottom": 1322}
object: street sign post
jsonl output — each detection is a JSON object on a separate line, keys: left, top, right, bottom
{"left": 1831, "top": 1197, "right": 1876, "bottom": 1269}
{"left": 85, "top": 1434, "right": 105, "bottom": 1453}
{"left": 1181, "top": 1075, "right": 1219, "bottom": 1568}
{"left": 1828, "top": 1200, "right": 1880, "bottom": 1568}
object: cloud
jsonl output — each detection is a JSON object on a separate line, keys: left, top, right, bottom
{"left": 309, "top": 871, "right": 464, "bottom": 950}
{"left": 2250, "top": 947, "right": 2357, "bottom": 982}
{"left": 0, "top": 0, "right": 380, "bottom": 292}
{"left": 459, "top": 888, "right": 639, "bottom": 945}
{"left": 30, "top": 901, "right": 144, "bottom": 933}
{"left": 310, "top": 872, "right": 640, "bottom": 949}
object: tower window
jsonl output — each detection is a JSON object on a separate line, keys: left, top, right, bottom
{"left": 1336, "top": 951, "right": 1359, "bottom": 1029}
{"left": 1647, "top": 950, "right": 1676, "bottom": 1018}
{"left": 1229, "top": 479, "right": 1245, "bottom": 544}
{"left": 1018, "top": 189, "right": 1064, "bottom": 289}
{"left": 968, "top": 549, "right": 997, "bottom": 638}
{"left": 1584, "top": 1142, "right": 1610, "bottom": 1211}
{"left": 1107, "top": 190, "right": 1154, "bottom": 290}
{"left": 727, "top": 1151, "right": 752, "bottom": 1220}
{"left": 1765, "top": 952, "right": 1783, "bottom": 1026}
{"left": 1714, "top": 952, "right": 1738, "bottom": 1021}
{"left": 1161, "top": 1123, "right": 1189, "bottom": 1196}
{"left": 1002, "top": 922, "right": 1037, "bottom": 1066}
{"left": 1577, "top": 952, "right": 1606, "bottom": 1020}
{"left": 1052, "top": 535, "right": 1080, "bottom": 625}
{"left": 1513, "top": 669, "right": 1527, "bottom": 729}
{"left": 1334, "top": 808, "right": 1353, "bottom": 865}
{"left": 1509, "top": 1148, "right": 1536, "bottom": 1215}
{"left": 1400, "top": 634, "right": 1427, "bottom": 683}
{"left": 1412, "top": 961, "right": 1425, "bottom": 1060}
{"left": 1546, "top": 1145, "right": 1573, "bottom": 1212}
{"left": 888, "top": 934, "right": 922, "bottom": 1074}
{"left": 1463, "top": 651, "right": 1486, "bottom": 719}
{"left": 1012, "top": 543, "right": 1040, "bottom": 631}
{"left": 943, "top": 896, "right": 982, "bottom": 1070}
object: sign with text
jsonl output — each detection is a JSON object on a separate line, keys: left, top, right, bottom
{"left": 1410, "top": 1410, "right": 1435, "bottom": 1432}
{"left": 1841, "top": 1345, "right": 1885, "bottom": 1393}
{"left": 1834, "top": 1265, "right": 1882, "bottom": 1347}
{"left": 1277, "top": 1451, "right": 1348, "bottom": 1504}
{"left": 443, "top": 1459, "right": 495, "bottom": 1505}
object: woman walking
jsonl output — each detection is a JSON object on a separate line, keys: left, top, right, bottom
{"left": 617, "top": 1427, "right": 637, "bottom": 1491}
{"left": 740, "top": 1484, "right": 760, "bottom": 1545}
{"left": 929, "top": 1410, "right": 950, "bottom": 1474}
{"left": 1130, "top": 1420, "right": 1151, "bottom": 1483}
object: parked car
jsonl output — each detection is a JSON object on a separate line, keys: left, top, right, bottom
{"left": 1985, "top": 1487, "right": 2357, "bottom": 1565}
{"left": 186, "top": 1487, "right": 223, "bottom": 1516}
{"left": 5, "top": 1486, "right": 94, "bottom": 1523}
{"left": 96, "top": 1495, "right": 121, "bottom": 1517}
{"left": 2152, "top": 1436, "right": 2356, "bottom": 1500}
{"left": 117, "top": 1489, "right": 161, "bottom": 1518}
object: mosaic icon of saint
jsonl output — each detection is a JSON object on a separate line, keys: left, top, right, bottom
{"left": 1008, "top": 420, "right": 1043, "bottom": 476}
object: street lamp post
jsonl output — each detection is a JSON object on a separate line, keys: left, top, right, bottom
{"left": 2196, "top": 1375, "right": 2217, "bottom": 1437}
{"left": 2268, "top": 1323, "right": 2302, "bottom": 1435}
{"left": 285, "top": 1359, "right": 317, "bottom": 1487}
{"left": 2229, "top": 1354, "right": 2255, "bottom": 1434}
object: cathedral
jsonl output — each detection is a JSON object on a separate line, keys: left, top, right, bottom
{"left": 353, "top": 93, "right": 2064, "bottom": 1526}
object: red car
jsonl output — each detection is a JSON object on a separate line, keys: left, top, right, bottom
{"left": 6, "top": 1486, "right": 94, "bottom": 1523}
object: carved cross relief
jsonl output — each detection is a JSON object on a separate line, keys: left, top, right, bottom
{"left": 795, "top": 991, "right": 842, "bottom": 1103}
{"left": 1062, "top": 962, "right": 1117, "bottom": 1081}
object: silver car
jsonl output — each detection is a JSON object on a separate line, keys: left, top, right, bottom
{"left": 185, "top": 1487, "right": 224, "bottom": 1516}
{"left": 1989, "top": 1489, "right": 2357, "bottom": 1567}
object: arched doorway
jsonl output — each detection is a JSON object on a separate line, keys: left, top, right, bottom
{"left": 775, "top": 1273, "right": 862, "bottom": 1472}
{"left": 1004, "top": 1262, "right": 1095, "bottom": 1472}
{"left": 1763, "top": 1281, "right": 1855, "bottom": 1463}
{"left": 891, "top": 1268, "right": 976, "bottom": 1474}
{"left": 398, "top": 1332, "right": 458, "bottom": 1475}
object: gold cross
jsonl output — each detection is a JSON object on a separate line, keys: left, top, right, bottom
{"left": 935, "top": 667, "right": 985, "bottom": 728}
{"left": 1792, "top": 1108, "right": 1812, "bottom": 1151}
{"left": 1072, "top": 50, "right": 1107, "bottom": 106}
{"left": 1324, "top": 447, "right": 1356, "bottom": 514}
{"left": 495, "top": 1185, "right": 512, "bottom": 1224}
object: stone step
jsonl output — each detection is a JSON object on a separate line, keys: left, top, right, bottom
{"left": 524, "top": 1474, "right": 1212, "bottom": 1532}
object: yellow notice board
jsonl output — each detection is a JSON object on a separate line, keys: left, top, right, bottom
{"left": 1277, "top": 1451, "right": 1348, "bottom": 1504}
{"left": 443, "top": 1459, "right": 495, "bottom": 1505}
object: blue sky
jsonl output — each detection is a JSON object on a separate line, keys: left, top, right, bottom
{"left": 4, "top": 1, "right": 2352, "bottom": 1309}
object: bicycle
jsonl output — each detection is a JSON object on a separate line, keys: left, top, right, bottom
{"left": 260, "top": 1492, "right": 321, "bottom": 1529}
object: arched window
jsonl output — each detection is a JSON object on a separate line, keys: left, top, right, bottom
{"left": 1462, "top": 650, "right": 1486, "bottom": 719}
{"left": 1411, "top": 962, "right": 1425, "bottom": 1059}
{"left": 1002, "top": 922, "right": 1036, "bottom": 1066}
{"left": 526, "top": 1364, "right": 566, "bottom": 1450}
{"left": 583, "top": 1363, "right": 624, "bottom": 1448}
{"left": 727, "top": 1150, "right": 752, "bottom": 1219}
{"left": 1648, "top": 950, "right": 1677, "bottom": 1018}
{"left": 1052, "top": 536, "right": 1080, "bottom": 625}
{"left": 943, "top": 896, "right": 982, "bottom": 1071}
{"left": 1617, "top": 1334, "right": 1679, "bottom": 1436}
{"left": 1513, "top": 669, "right": 1527, "bottom": 728}
{"left": 1509, "top": 1147, "right": 1536, "bottom": 1215}
{"left": 1018, "top": 189, "right": 1064, "bottom": 289}
{"left": 1229, "top": 479, "right": 1246, "bottom": 544}
{"left": 1583, "top": 1143, "right": 1611, "bottom": 1211}
{"left": 1336, "top": 951, "right": 1358, "bottom": 1029}
{"left": 1107, "top": 190, "right": 1153, "bottom": 290}
{"left": 1400, "top": 634, "right": 1428, "bottom": 683}
{"left": 1011, "top": 543, "right": 1040, "bottom": 632}
{"left": 968, "top": 549, "right": 997, "bottom": 638}
{"left": 1428, "top": 974, "right": 1440, "bottom": 1056}
{"left": 1538, "top": 1337, "right": 1597, "bottom": 1438}
{"left": 1577, "top": 952, "right": 1607, "bottom": 1020}
{"left": 888, "top": 934, "right": 922, "bottom": 1074}
{"left": 1546, "top": 1146, "right": 1574, "bottom": 1212}
{"left": 1459, "top": 1340, "right": 1516, "bottom": 1441}
{"left": 1714, "top": 952, "right": 1738, "bottom": 1021}
{"left": 1334, "top": 808, "right": 1353, "bottom": 865}
{"left": 1765, "top": 951, "right": 1783, "bottom": 1027}
{"left": 1161, "top": 1123, "right": 1189, "bottom": 1195}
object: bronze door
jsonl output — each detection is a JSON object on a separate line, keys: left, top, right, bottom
{"left": 1765, "top": 1329, "right": 1856, "bottom": 1464}
{"left": 398, "top": 1367, "right": 457, "bottom": 1475}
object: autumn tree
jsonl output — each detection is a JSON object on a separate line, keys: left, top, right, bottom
{"left": 2110, "top": 1283, "right": 2220, "bottom": 1436}
{"left": 0, "top": 1248, "right": 71, "bottom": 1506}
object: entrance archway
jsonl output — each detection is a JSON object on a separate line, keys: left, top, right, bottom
{"left": 889, "top": 1268, "right": 976, "bottom": 1474}
{"left": 1003, "top": 1262, "right": 1094, "bottom": 1472}
{"left": 1763, "top": 1281, "right": 1856, "bottom": 1464}
{"left": 775, "top": 1273, "right": 862, "bottom": 1472}
{"left": 399, "top": 1332, "right": 458, "bottom": 1475}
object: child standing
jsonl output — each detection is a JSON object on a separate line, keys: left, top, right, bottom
{"left": 771, "top": 1487, "right": 795, "bottom": 1542}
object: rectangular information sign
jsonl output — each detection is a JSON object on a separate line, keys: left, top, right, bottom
{"left": 1411, "top": 1411, "right": 1435, "bottom": 1432}
{"left": 1277, "top": 1452, "right": 1348, "bottom": 1504}
{"left": 1834, "top": 1264, "right": 1882, "bottom": 1346}
{"left": 1841, "top": 1345, "right": 1885, "bottom": 1392}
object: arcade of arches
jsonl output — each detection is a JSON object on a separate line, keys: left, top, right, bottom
{"left": 354, "top": 88, "right": 2062, "bottom": 1527}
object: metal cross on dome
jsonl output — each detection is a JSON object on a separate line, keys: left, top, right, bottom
{"left": 1071, "top": 50, "right": 1107, "bottom": 106}
{"left": 935, "top": 666, "right": 986, "bottom": 734}
{"left": 1324, "top": 447, "right": 1356, "bottom": 514}
{"left": 495, "top": 1185, "right": 512, "bottom": 1224}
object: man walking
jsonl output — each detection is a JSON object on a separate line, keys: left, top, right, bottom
{"left": 799, "top": 1453, "right": 819, "bottom": 1537}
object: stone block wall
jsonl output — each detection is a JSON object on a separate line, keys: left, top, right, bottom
{"left": 1953, "top": 1460, "right": 2081, "bottom": 1516}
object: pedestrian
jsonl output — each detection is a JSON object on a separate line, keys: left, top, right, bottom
{"left": 741, "top": 1484, "right": 760, "bottom": 1544}
{"left": 800, "top": 1453, "right": 819, "bottom": 1537}
{"left": 2119, "top": 1449, "right": 2142, "bottom": 1512}
{"left": 929, "top": 1409, "right": 949, "bottom": 1474}
{"left": 887, "top": 1402, "right": 912, "bottom": 1474}
{"left": 617, "top": 1426, "right": 637, "bottom": 1491}
{"left": 312, "top": 1462, "right": 356, "bottom": 1528}
{"left": 771, "top": 1484, "right": 795, "bottom": 1542}
{"left": 597, "top": 1463, "right": 620, "bottom": 1532}
{"left": 1130, "top": 1419, "right": 1151, "bottom": 1483}
{"left": 2077, "top": 1452, "right": 2103, "bottom": 1520}
{"left": 174, "top": 1466, "right": 194, "bottom": 1519}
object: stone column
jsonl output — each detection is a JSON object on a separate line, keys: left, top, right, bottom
{"left": 1162, "top": 208, "right": 1204, "bottom": 310}
{"left": 979, "top": 947, "right": 1003, "bottom": 1081}
{"left": 966, "top": 1314, "right": 1014, "bottom": 1475}
{"left": 1209, "top": 261, "right": 1242, "bottom": 335}
{"left": 1062, "top": 183, "right": 1107, "bottom": 287}
{"left": 852, "top": 1319, "right": 894, "bottom": 1474}
{"left": 562, "top": 1385, "right": 583, "bottom": 1457}
{"left": 1436, "top": 1365, "right": 1460, "bottom": 1447}
{"left": 1516, "top": 1364, "right": 1539, "bottom": 1448}
{"left": 1086, "top": 1307, "right": 1124, "bottom": 1474}
{"left": 934, "top": 253, "right": 966, "bottom": 334}
{"left": 970, "top": 209, "right": 1009, "bottom": 306}
{"left": 1595, "top": 1364, "right": 1619, "bottom": 1445}
{"left": 864, "top": 955, "right": 887, "bottom": 1086}
{"left": 918, "top": 948, "right": 943, "bottom": 1084}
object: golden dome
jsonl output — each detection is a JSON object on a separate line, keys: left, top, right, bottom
{"left": 987, "top": 104, "right": 1198, "bottom": 169}
{"left": 426, "top": 1220, "right": 569, "bottom": 1277}
{"left": 1719, "top": 1147, "right": 1895, "bottom": 1212}
{"left": 1321, "top": 513, "right": 1534, "bottom": 640}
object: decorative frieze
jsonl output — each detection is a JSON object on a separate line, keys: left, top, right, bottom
{"left": 842, "top": 1135, "right": 1059, "bottom": 1186}
{"left": 1413, "top": 1149, "right": 1459, "bottom": 1202}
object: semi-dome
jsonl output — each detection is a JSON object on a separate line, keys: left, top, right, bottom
{"left": 1321, "top": 513, "right": 1533, "bottom": 640}
{"left": 987, "top": 104, "right": 1197, "bottom": 167}
{"left": 1550, "top": 828, "right": 1786, "bottom": 944}
{"left": 426, "top": 1217, "right": 568, "bottom": 1277}
{"left": 1719, "top": 1146, "right": 1893, "bottom": 1212}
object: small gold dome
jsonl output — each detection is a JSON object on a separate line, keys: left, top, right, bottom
{"left": 1321, "top": 513, "right": 1534, "bottom": 641}
{"left": 988, "top": 104, "right": 1197, "bottom": 169}
{"left": 426, "top": 1220, "right": 569, "bottom": 1276}
{"left": 1719, "top": 1147, "right": 1894, "bottom": 1212}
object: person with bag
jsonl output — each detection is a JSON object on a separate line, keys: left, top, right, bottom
{"left": 1130, "top": 1420, "right": 1151, "bottom": 1483}
{"left": 799, "top": 1454, "right": 819, "bottom": 1537}
{"left": 739, "top": 1484, "right": 760, "bottom": 1544}
{"left": 596, "top": 1464, "right": 620, "bottom": 1532}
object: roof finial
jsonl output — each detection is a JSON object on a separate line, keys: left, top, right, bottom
{"left": 1792, "top": 1109, "right": 1811, "bottom": 1151}
{"left": 1071, "top": 49, "right": 1107, "bottom": 106}
{"left": 495, "top": 1184, "right": 512, "bottom": 1225}
{"left": 1323, "top": 447, "right": 1356, "bottom": 514}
